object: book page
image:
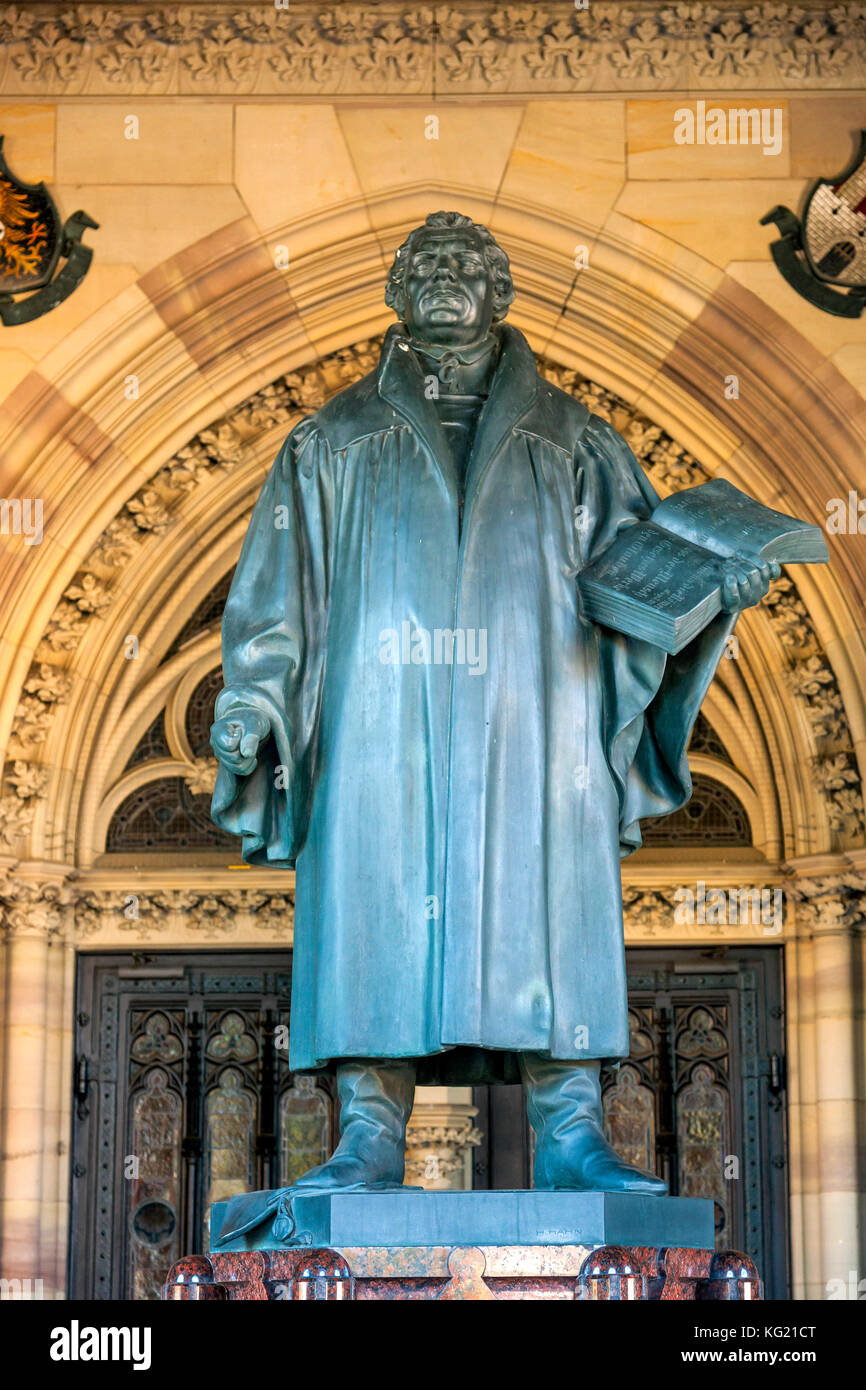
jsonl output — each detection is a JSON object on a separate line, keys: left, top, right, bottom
{"left": 583, "top": 522, "right": 725, "bottom": 616}
{"left": 653, "top": 478, "right": 818, "bottom": 560}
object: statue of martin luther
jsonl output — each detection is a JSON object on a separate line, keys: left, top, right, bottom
{"left": 209, "top": 212, "right": 776, "bottom": 1230}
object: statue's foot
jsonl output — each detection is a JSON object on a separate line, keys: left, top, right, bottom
{"left": 520, "top": 1054, "right": 667, "bottom": 1196}
{"left": 290, "top": 1146, "right": 403, "bottom": 1191}
{"left": 536, "top": 1123, "right": 667, "bottom": 1195}
{"left": 289, "top": 1058, "right": 415, "bottom": 1191}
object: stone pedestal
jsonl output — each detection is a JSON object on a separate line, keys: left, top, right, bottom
{"left": 210, "top": 1188, "right": 715, "bottom": 1251}
{"left": 162, "top": 1190, "right": 763, "bottom": 1301}
{"left": 163, "top": 1243, "right": 762, "bottom": 1301}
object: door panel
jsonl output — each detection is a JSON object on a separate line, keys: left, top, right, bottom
{"left": 473, "top": 947, "right": 789, "bottom": 1298}
{"left": 70, "top": 946, "right": 788, "bottom": 1299}
{"left": 69, "top": 951, "right": 336, "bottom": 1300}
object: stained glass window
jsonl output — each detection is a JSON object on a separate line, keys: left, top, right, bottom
{"left": 641, "top": 774, "right": 751, "bottom": 846}
{"left": 206, "top": 1011, "right": 258, "bottom": 1063}
{"left": 603, "top": 1064, "right": 655, "bottom": 1173}
{"left": 131, "top": 1011, "right": 183, "bottom": 1065}
{"left": 123, "top": 710, "right": 171, "bottom": 771}
{"left": 688, "top": 712, "right": 733, "bottom": 766}
{"left": 677, "top": 1063, "right": 730, "bottom": 1229}
{"left": 106, "top": 777, "right": 236, "bottom": 851}
{"left": 205, "top": 1067, "right": 255, "bottom": 1209}
{"left": 279, "top": 1074, "right": 331, "bottom": 1187}
{"left": 185, "top": 667, "right": 224, "bottom": 760}
{"left": 127, "top": 1068, "right": 182, "bottom": 1302}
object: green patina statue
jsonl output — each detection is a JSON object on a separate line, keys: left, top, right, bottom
{"left": 209, "top": 212, "right": 780, "bottom": 1243}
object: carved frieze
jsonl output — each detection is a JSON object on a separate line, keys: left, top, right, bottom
{"left": 622, "top": 884, "right": 787, "bottom": 939}
{"left": 72, "top": 886, "right": 296, "bottom": 940}
{"left": 0, "top": 759, "right": 50, "bottom": 846}
{"left": 786, "top": 871, "right": 866, "bottom": 936}
{"left": 764, "top": 583, "right": 866, "bottom": 837}
{"left": 0, "top": 4, "right": 860, "bottom": 95}
{"left": 0, "top": 874, "right": 75, "bottom": 939}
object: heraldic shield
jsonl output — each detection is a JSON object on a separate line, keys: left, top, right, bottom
{"left": 761, "top": 130, "right": 866, "bottom": 319}
{"left": 802, "top": 128, "right": 866, "bottom": 288}
{"left": 0, "top": 134, "right": 97, "bottom": 326}
{"left": 0, "top": 135, "right": 62, "bottom": 295}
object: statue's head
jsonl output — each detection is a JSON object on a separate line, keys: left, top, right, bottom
{"left": 385, "top": 211, "right": 515, "bottom": 348}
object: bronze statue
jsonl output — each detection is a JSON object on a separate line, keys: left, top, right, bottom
{"left": 210, "top": 212, "right": 786, "bottom": 1235}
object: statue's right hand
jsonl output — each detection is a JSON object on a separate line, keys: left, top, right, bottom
{"left": 210, "top": 708, "right": 271, "bottom": 776}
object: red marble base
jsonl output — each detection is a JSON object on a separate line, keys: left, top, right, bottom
{"left": 163, "top": 1245, "right": 762, "bottom": 1301}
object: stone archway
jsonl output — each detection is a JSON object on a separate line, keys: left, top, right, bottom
{"left": 1, "top": 202, "right": 864, "bottom": 852}
{"left": 1, "top": 200, "right": 864, "bottom": 1298}
{"left": 2, "top": 327, "right": 863, "bottom": 867}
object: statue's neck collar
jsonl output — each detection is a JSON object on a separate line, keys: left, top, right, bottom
{"left": 401, "top": 328, "right": 500, "bottom": 395}
{"left": 405, "top": 330, "right": 499, "bottom": 368}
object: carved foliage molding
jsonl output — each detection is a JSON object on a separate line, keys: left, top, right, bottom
{"left": 785, "top": 872, "right": 866, "bottom": 936}
{"left": 625, "top": 870, "right": 866, "bottom": 939}
{"left": 0, "top": 759, "right": 51, "bottom": 846}
{"left": 2, "top": 339, "right": 862, "bottom": 852}
{"left": 763, "top": 570, "right": 865, "bottom": 837}
{"left": 0, "top": 876, "right": 75, "bottom": 940}
{"left": 623, "top": 884, "right": 784, "bottom": 938}
{"left": 0, "top": 3, "right": 862, "bottom": 94}
{"left": 404, "top": 1104, "right": 483, "bottom": 1187}
{"left": 72, "top": 886, "right": 295, "bottom": 940}
{"left": 3, "top": 870, "right": 858, "bottom": 945}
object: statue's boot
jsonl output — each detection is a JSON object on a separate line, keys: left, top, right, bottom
{"left": 519, "top": 1052, "right": 667, "bottom": 1195}
{"left": 290, "top": 1059, "right": 416, "bottom": 1190}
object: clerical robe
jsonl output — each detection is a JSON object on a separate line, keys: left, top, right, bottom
{"left": 212, "top": 323, "right": 733, "bottom": 1082}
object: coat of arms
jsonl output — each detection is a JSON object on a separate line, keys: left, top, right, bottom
{"left": 0, "top": 135, "right": 97, "bottom": 326}
{"left": 762, "top": 131, "right": 866, "bottom": 319}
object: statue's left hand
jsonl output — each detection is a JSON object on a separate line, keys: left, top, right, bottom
{"left": 719, "top": 555, "right": 780, "bottom": 613}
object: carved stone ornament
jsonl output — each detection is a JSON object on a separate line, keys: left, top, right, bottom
{"left": 72, "top": 886, "right": 295, "bottom": 941}
{"left": 622, "top": 884, "right": 788, "bottom": 939}
{"left": 0, "top": 4, "right": 861, "bottom": 96}
{"left": 0, "top": 875, "right": 76, "bottom": 940}
{"left": 404, "top": 1102, "right": 483, "bottom": 1188}
{"left": 786, "top": 871, "right": 866, "bottom": 936}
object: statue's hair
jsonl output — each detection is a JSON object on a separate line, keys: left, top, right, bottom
{"left": 385, "top": 211, "right": 515, "bottom": 322}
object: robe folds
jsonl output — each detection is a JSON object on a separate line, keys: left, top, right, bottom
{"left": 212, "top": 323, "right": 734, "bottom": 1083}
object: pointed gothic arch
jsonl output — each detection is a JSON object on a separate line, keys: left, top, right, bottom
{"left": 0, "top": 190, "right": 863, "bottom": 1306}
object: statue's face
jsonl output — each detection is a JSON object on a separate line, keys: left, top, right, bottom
{"left": 402, "top": 230, "right": 496, "bottom": 346}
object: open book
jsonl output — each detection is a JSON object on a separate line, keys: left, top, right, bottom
{"left": 578, "top": 478, "right": 828, "bottom": 654}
